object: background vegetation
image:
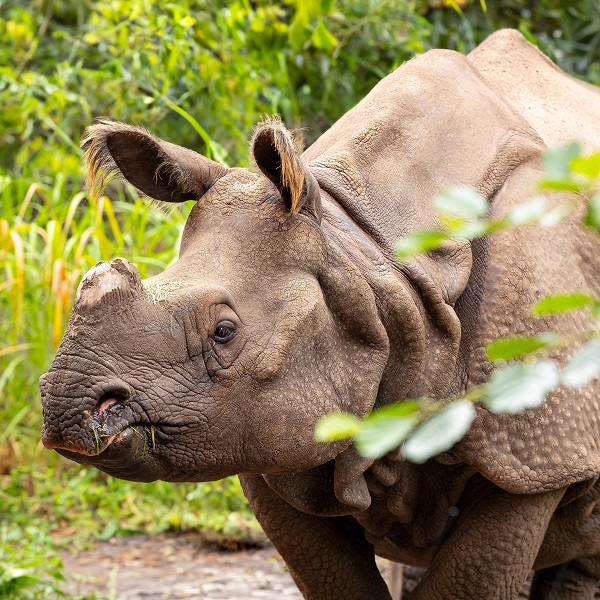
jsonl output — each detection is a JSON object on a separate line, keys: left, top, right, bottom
{"left": 2, "top": 0, "right": 600, "bottom": 597}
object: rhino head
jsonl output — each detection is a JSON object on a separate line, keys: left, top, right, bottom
{"left": 40, "top": 119, "right": 392, "bottom": 483}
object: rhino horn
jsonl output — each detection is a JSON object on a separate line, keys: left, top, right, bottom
{"left": 75, "top": 258, "right": 143, "bottom": 309}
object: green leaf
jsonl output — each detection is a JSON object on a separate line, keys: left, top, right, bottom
{"left": 395, "top": 230, "right": 448, "bottom": 261}
{"left": 584, "top": 194, "right": 600, "bottom": 233}
{"left": 100, "top": 519, "right": 119, "bottom": 540}
{"left": 591, "top": 300, "right": 600, "bottom": 321}
{"left": 289, "top": 20, "right": 310, "bottom": 50}
{"left": 401, "top": 400, "right": 476, "bottom": 464}
{"left": 537, "top": 178, "right": 581, "bottom": 192}
{"left": 354, "top": 414, "right": 417, "bottom": 458}
{"left": 83, "top": 32, "right": 100, "bottom": 45}
{"left": 561, "top": 340, "right": 600, "bottom": 388}
{"left": 162, "top": 97, "right": 228, "bottom": 163}
{"left": 444, "top": 0, "right": 464, "bottom": 14}
{"left": 532, "top": 293, "right": 593, "bottom": 316}
{"left": 541, "top": 142, "right": 581, "bottom": 183}
{"left": 507, "top": 197, "right": 546, "bottom": 226}
{"left": 485, "top": 360, "right": 559, "bottom": 414}
{"left": 311, "top": 17, "right": 337, "bottom": 52}
{"left": 0, "top": 566, "right": 33, "bottom": 585}
{"left": 538, "top": 202, "right": 572, "bottom": 227}
{"left": 314, "top": 413, "right": 360, "bottom": 441}
{"left": 366, "top": 400, "right": 420, "bottom": 420}
{"left": 434, "top": 186, "right": 488, "bottom": 219}
{"left": 570, "top": 152, "right": 600, "bottom": 179}
{"left": 179, "top": 15, "right": 196, "bottom": 28}
{"left": 449, "top": 219, "right": 491, "bottom": 240}
{"left": 486, "top": 333, "right": 558, "bottom": 361}
{"left": 289, "top": 0, "right": 319, "bottom": 49}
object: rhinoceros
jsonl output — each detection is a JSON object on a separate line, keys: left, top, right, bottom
{"left": 41, "top": 29, "right": 600, "bottom": 599}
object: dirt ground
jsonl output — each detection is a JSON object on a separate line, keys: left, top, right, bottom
{"left": 62, "top": 532, "right": 594, "bottom": 600}
{"left": 61, "top": 533, "right": 301, "bottom": 600}
{"left": 61, "top": 533, "right": 407, "bottom": 599}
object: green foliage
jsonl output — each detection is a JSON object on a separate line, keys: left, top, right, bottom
{"left": 394, "top": 188, "right": 570, "bottom": 263}
{"left": 485, "top": 333, "right": 558, "bottom": 362}
{"left": 0, "top": 523, "right": 71, "bottom": 600}
{"left": 531, "top": 293, "right": 594, "bottom": 316}
{"left": 424, "top": 0, "right": 600, "bottom": 84}
{"left": 434, "top": 185, "right": 488, "bottom": 218}
{"left": 314, "top": 413, "right": 360, "bottom": 440}
{"left": 395, "top": 229, "right": 449, "bottom": 261}
{"left": 485, "top": 360, "right": 560, "bottom": 413}
{"left": 401, "top": 400, "right": 476, "bottom": 463}
{"left": 354, "top": 411, "right": 418, "bottom": 458}
{"left": 1, "top": 466, "right": 258, "bottom": 544}
{"left": 561, "top": 341, "right": 600, "bottom": 388}
{"left": 3, "top": 0, "right": 599, "bottom": 182}
{"left": 316, "top": 401, "right": 420, "bottom": 457}
{"left": 0, "top": 464, "right": 259, "bottom": 598}
{"left": 540, "top": 142, "right": 583, "bottom": 191}
{"left": 0, "top": 0, "right": 436, "bottom": 181}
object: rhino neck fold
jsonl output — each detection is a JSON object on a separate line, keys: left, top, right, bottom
{"left": 263, "top": 194, "right": 465, "bottom": 517}
{"left": 319, "top": 191, "right": 463, "bottom": 406}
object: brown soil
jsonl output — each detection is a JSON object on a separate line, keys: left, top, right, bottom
{"left": 61, "top": 533, "right": 597, "bottom": 599}
{"left": 61, "top": 533, "right": 406, "bottom": 599}
{"left": 61, "top": 533, "right": 301, "bottom": 599}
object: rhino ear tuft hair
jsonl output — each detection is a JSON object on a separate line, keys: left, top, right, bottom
{"left": 81, "top": 118, "right": 229, "bottom": 202}
{"left": 251, "top": 118, "right": 320, "bottom": 217}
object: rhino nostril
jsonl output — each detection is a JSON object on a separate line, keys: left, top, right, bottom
{"left": 94, "top": 389, "right": 129, "bottom": 417}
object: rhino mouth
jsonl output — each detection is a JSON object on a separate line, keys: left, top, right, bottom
{"left": 56, "top": 424, "right": 152, "bottom": 459}
{"left": 86, "top": 391, "right": 134, "bottom": 454}
{"left": 42, "top": 387, "right": 162, "bottom": 459}
{"left": 55, "top": 423, "right": 168, "bottom": 482}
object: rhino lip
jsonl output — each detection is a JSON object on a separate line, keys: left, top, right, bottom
{"left": 88, "top": 404, "right": 163, "bottom": 457}
{"left": 60, "top": 420, "right": 159, "bottom": 458}
{"left": 44, "top": 393, "right": 142, "bottom": 457}
{"left": 55, "top": 424, "right": 152, "bottom": 465}
{"left": 42, "top": 385, "right": 162, "bottom": 457}
{"left": 55, "top": 424, "right": 170, "bottom": 483}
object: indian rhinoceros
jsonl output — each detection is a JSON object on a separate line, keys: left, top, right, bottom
{"left": 40, "top": 29, "right": 600, "bottom": 599}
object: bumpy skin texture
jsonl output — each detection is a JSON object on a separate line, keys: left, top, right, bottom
{"left": 40, "top": 30, "right": 600, "bottom": 599}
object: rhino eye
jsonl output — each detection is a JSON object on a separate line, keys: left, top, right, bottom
{"left": 213, "top": 321, "right": 236, "bottom": 343}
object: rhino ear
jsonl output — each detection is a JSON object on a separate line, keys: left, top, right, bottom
{"left": 251, "top": 119, "right": 320, "bottom": 217}
{"left": 82, "top": 118, "right": 229, "bottom": 202}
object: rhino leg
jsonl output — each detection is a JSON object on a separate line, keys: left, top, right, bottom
{"left": 529, "top": 557, "right": 600, "bottom": 599}
{"left": 410, "top": 479, "right": 564, "bottom": 600}
{"left": 240, "top": 473, "right": 392, "bottom": 600}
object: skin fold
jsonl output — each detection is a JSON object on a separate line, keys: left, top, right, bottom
{"left": 41, "top": 30, "right": 600, "bottom": 599}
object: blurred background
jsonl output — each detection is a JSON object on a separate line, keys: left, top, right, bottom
{"left": 1, "top": 0, "right": 600, "bottom": 597}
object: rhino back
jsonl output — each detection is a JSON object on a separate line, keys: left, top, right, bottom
{"left": 468, "top": 28, "right": 600, "bottom": 154}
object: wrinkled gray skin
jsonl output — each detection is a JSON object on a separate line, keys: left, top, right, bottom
{"left": 41, "top": 30, "right": 600, "bottom": 599}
